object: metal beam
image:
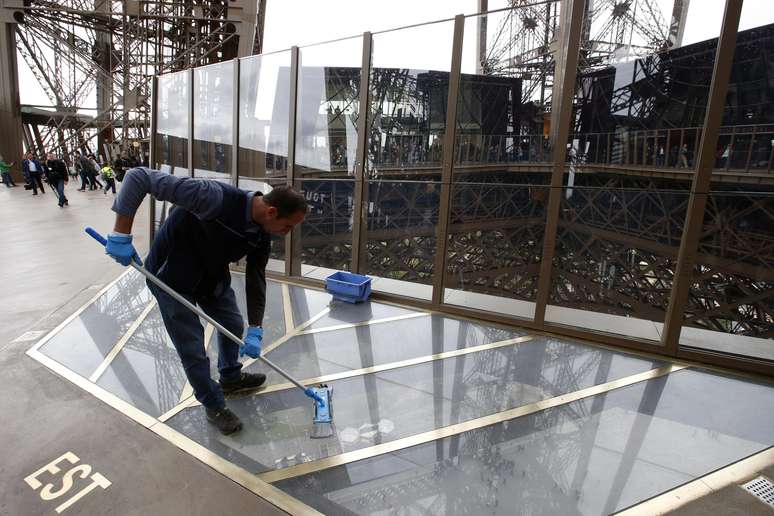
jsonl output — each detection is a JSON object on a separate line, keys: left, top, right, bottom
{"left": 286, "top": 46, "right": 300, "bottom": 277}
{"left": 533, "top": 0, "right": 587, "bottom": 324}
{"left": 661, "top": 0, "right": 744, "bottom": 354}
{"left": 432, "top": 14, "right": 465, "bottom": 307}
{"left": 351, "top": 32, "right": 372, "bottom": 273}
{"left": 0, "top": 20, "right": 23, "bottom": 181}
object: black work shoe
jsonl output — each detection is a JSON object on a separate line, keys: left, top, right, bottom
{"left": 219, "top": 372, "right": 267, "bottom": 395}
{"left": 205, "top": 407, "right": 243, "bottom": 435}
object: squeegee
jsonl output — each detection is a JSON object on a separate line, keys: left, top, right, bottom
{"left": 86, "top": 227, "right": 333, "bottom": 426}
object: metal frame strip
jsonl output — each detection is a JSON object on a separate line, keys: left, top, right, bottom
{"left": 258, "top": 363, "right": 687, "bottom": 483}
{"left": 231, "top": 57, "right": 240, "bottom": 187}
{"left": 89, "top": 300, "right": 158, "bottom": 382}
{"left": 281, "top": 283, "right": 294, "bottom": 331}
{"left": 351, "top": 32, "right": 372, "bottom": 273}
{"left": 432, "top": 14, "right": 465, "bottom": 307}
{"left": 149, "top": 75, "right": 158, "bottom": 239}
{"left": 187, "top": 67, "right": 194, "bottom": 177}
{"left": 285, "top": 46, "right": 301, "bottom": 277}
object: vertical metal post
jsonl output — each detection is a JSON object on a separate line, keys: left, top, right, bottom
{"left": 677, "top": 129, "right": 685, "bottom": 168}
{"left": 232, "top": 58, "right": 240, "bottom": 187}
{"left": 351, "top": 32, "right": 373, "bottom": 273}
{"left": 431, "top": 14, "right": 465, "bottom": 307}
{"left": 149, "top": 75, "right": 158, "bottom": 241}
{"left": 606, "top": 132, "right": 611, "bottom": 164}
{"left": 665, "top": 129, "right": 672, "bottom": 167}
{"left": 533, "top": 0, "right": 586, "bottom": 325}
{"left": 188, "top": 67, "right": 194, "bottom": 177}
{"left": 661, "top": 0, "right": 743, "bottom": 354}
{"left": 285, "top": 46, "right": 300, "bottom": 277}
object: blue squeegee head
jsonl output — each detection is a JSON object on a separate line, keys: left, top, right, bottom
{"left": 311, "top": 384, "right": 333, "bottom": 424}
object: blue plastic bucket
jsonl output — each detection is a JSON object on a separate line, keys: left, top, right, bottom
{"left": 325, "top": 271, "right": 372, "bottom": 303}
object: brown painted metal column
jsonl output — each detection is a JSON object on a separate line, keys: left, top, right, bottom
{"left": 187, "top": 68, "right": 194, "bottom": 177}
{"left": 661, "top": 0, "right": 743, "bottom": 354}
{"left": 232, "top": 57, "right": 240, "bottom": 187}
{"left": 431, "top": 14, "right": 465, "bottom": 307}
{"left": 533, "top": 0, "right": 586, "bottom": 325}
{"left": 0, "top": 17, "right": 24, "bottom": 182}
{"left": 351, "top": 32, "right": 373, "bottom": 274}
{"left": 285, "top": 46, "right": 301, "bottom": 277}
{"left": 149, "top": 75, "right": 158, "bottom": 240}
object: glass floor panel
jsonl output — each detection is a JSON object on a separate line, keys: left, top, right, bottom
{"left": 38, "top": 269, "right": 152, "bottom": 377}
{"left": 166, "top": 336, "right": 664, "bottom": 474}
{"left": 243, "top": 313, "right": 529, "bottom": 386}
{"left": 275, "top": 368, "right": 774, "bottom": 515}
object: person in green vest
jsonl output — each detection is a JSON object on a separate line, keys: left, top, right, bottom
{"left": 101, "top": 164, "right": 116, "bottom": 195}
{"left": 0, "top": 157, "right": 16, "bottom": 187}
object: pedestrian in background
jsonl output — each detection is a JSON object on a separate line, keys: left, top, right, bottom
{"left": 22, "top": 152, "right": 46, "bottom": 195}
{"left": 46, "top": 153, "right": 69, "bottom": 207}
{"left": 0, "top": 156, "right": 16, "bottom": 187}
{"left": 101, "top": 164, "right": 116, "bottom": 195}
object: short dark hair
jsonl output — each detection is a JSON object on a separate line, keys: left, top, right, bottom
{"left": 263, "top": 186, "right": 307, "bottom": 219}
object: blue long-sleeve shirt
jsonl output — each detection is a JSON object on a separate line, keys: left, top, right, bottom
{"left": 113, "top": 167, "right": 269, "bottom": 325}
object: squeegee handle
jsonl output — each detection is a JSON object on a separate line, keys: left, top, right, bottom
{"left": 85, "top": 227, "right": 318, "bottom": 400}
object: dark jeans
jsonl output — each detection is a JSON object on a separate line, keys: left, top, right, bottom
{"left": 148, "top": 281, "right": 244, "bottom": 410}
{"left": 104, "top": 178, "right": 116, "bottom": 194}
{"left": 79, "top": 170, "right": 89, "bottom": 189}
{"left": 1, "top": 171, "right": 14, "bottom": 187}
{"left": 55, "top": 179, "right": 68, "bottom": 205}
{"left": 29, "top": 172, "right": 45, "bottom": 194}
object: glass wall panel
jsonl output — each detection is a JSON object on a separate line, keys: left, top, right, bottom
{"left": 363, "top": 20, "right": 455, "bottom": 297}
{"left": 546, "top": 187, "right": 688, "bottom": 342}
{"left": 239, "top": 50, "right": 294, "bottom": 264}
{"left": 678, "top": 194, "right": 774, "bottom": 361}
{"left": 677, "top": 1, "right": 774, "bottom": 361}
{"left": 364, "top": 179, "right": 441, "bottom": 300}
{"left": 295, "top": 37, "right": 362, "bottom": 177}
{"left": 238, "top": 50, "right": 292, "bottom": 187}
{"left": 443, "top": 5, "right": 559, "bottom": 316}
{"left": 154, "top": 70, "right": 189, "bottom": 172}
{"left": 545, "top": 2, "right": 724, "bottom": 341}
{"left": 297, "top": 179, "right": 355, "bottom": 279}
{"left": 193, "top": 61, "right": 234, "bottom": 182}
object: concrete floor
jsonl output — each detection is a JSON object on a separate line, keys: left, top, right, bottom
{"left": 0, "top": 183, "right": 285, "bottom": 515}
{"left": 1, "top": 180, "right": 772, "bottom": 516}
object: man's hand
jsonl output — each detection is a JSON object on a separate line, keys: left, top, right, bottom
{"left": 240, "top": 326, "right": 263, "bottom": 358}
{"left": 105, "top": 232, "right": 142, "bottom": 266}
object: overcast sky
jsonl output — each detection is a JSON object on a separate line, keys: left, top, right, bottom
{"left": 16, "top": 0, "right": 774, "bottom": 108}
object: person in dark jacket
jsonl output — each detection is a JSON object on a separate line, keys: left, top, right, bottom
{"left": 105, "top": 167, "right": 307, "bottom": 435}
{"left": 22, "top": 152, "right": 45, "bottom": 195}
{"left": 74, "top": 151, "right": 90, "bottom": 190}
{"left": 46, "top": 153, "right": 69, "bottom": 207}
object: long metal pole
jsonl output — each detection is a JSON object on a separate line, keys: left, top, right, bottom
{"left": 351, "top": 32, "right": 373, "bottom": 273}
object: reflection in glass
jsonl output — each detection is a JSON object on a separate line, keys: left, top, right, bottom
{"left": 239, "top": 51, "right": 292, "bottom": 185}
{"left": 277, "top": 369, "right": 774, "bottom": 515}
{"left": 154, "top": 71, "right": 189, "bottom": 170}
{"left": 546, "top": 187, "right": 688, "bottom": 341}
{"left": 680, "top": 191, "right": 774, "bottom": 361}
{"left": 171, "top": 332, "right": 664, "bottom": 477}
{"left": 297, "top": 179, "right": 355, "bottom": 276}
{"left": 38, "top": 270, "right": 153, "bottom": 377}
{"left": 364, "top": 180, "right": 440, "bottom": 299}
{"left": 193, "top": 61, "right": 234, "bottom": 182}
{"left": 295, "top": 38, "right": 362, "bottom": 177}
{"left": 444, "top": 183, "right": 547, "bottom": 319}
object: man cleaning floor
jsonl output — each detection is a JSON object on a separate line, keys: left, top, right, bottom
{"left": 104, "top": 167, "right": 307, "bottom": 435}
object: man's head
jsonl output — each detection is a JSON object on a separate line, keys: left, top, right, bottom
{"left": 25, "top": 152, "right": 33, "bottom": 160}
{"left": 254, "top": 186, "right": 307, "bottom": 235}
{"left": 47, "top": 153, "right": 55, "bottom": 161}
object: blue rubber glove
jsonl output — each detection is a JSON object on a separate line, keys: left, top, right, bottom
{"left": 105, "top": 232, "right": 143, "bottom": 266}
{"left": 240, "top": 326, "right": 263, "bottom": 358}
